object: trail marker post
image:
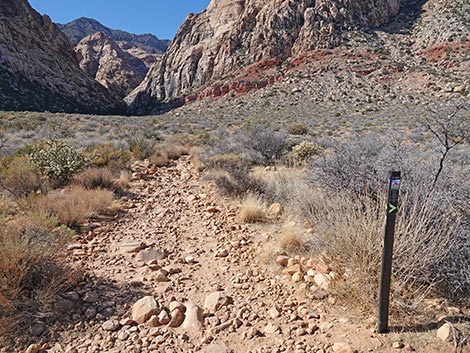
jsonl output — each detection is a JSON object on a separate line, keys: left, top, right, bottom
{"left": 378, "top": 171, "right": 401, "bottom": 334}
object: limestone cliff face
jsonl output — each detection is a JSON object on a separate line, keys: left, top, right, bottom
{"left": 0, "top": 0, "right": 124, "bottom": 114}
{"left": 127, "top": 0, "right": 403, "bottom": 112}
{"left": 75, "top": 32, "right": 149, "bottom": 98}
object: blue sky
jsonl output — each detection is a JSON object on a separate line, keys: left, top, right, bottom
{"left": 29, "top": 0, "right": 211, "bottom": 39}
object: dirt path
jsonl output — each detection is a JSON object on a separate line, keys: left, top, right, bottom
{"left": 24, "top": 157, "right": 453, "bottom": 353}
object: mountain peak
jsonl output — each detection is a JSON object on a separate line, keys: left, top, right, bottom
{"left": 59, "top": 17, "right": 171, "bottom": 54}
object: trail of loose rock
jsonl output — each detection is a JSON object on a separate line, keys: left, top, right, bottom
{"left": 43, "top": 157, "right": 448, "bottom": 353}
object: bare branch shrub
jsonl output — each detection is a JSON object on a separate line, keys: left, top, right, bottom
{"left": 0, "top": 213, "right": 76, "bottom": 343}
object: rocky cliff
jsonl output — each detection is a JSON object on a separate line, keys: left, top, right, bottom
{"left": 75, "top": 32, "right": 150, "bottom": 98}
{"left": 0, "top": 0, "right": 124, "bottom": 114}
{"left": 126, "top": 0, "right": 405, "bottom": 112}
{"left": 59, "top": 17, "right": 171, "bottom": 54}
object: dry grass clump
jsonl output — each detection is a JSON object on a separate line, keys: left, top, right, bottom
{"left": 34, "top": 186, "right": 114, "bottom": 226}
{"left": 278, "top": 223, "right": 309, "bottom": 254}
{"left": 149, "top": 143, "right": 189, "bottom": 167}
{"left": 73, "top": 167, "right": 125, "bottom": 193}
{"left": 0, "top": 155, "right": 46, "bottom": 197}
{"left": 149, "top": 150, "right": 169, "bottom": 167}
{"left": 164, "top": 143, "right": 188, "bottom": 160}
{"left": 189, "top": 146, "right": 205, "bottom": 172}
{"left": 0, "top": 213, "right": 76, "bottom": 343}
{"left": 238, "top": 193, "right": 267, "bottom": 223}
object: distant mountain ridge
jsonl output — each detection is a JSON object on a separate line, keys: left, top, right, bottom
{"left": 0, "top": 0, "right": 124, "bottom": 114}
{"left": 59, "top": 17, "right": 171, "bottom": 54}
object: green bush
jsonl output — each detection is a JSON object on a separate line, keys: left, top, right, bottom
{"left": 87, "top": 143, "right": 131, "bottom": 172}
{"left": 127, "top": 135, "right": 157, "bottom": 160}
{"left": 29, "top": 140, "right": 89, "bottom": 185}
{"left": 292, "top": 141, "right": 322, "bottom": 162}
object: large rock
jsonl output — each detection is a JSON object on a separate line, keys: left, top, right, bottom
{"left": 0, "top": 0, "right": 124, "bottom": 114}
{"left": 132, "top": 296, "right": 159, "bottom": 324}
{"left": 182, "top": 303, "right": 204, "bottom": 331}
{"left": 126, "top": 0, "right": 403, "bottom": 113}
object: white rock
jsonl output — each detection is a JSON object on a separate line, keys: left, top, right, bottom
{"left": 102, "top": 319, "right": 120, "bottom": 331}
{"left": 332, "top": 342, "right": 355, "bottom": 353}
{"left": 182, "top": 303, "right": 204, "bottom": 331}
{"left": 437, "top": 322, "right": 452, "bottom": 342}
{"left": 132, "top": 296, "right": 159, "bottom": 324}
{"left": 204, "top": 291, "right": 229, "bottom": 313}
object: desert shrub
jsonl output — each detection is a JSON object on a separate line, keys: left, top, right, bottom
{"left": 29, "top": 140, "right": 89, "bottom": 186}
{"left": 288, "top": 123, "right": 309, "bottom": 135}
{"left": 245, "top": 124, "right": 287, "bottom": 165}
{"left": 306, "top": 134, "right": 469, "bottom": 307}
{"left": 163, "top": 143, "right": 189, "bottom": 160}
{"left": 210, "top": 160, "right": 266, "bottom": 197}
{"left": 127, "top": 135, "right": 157, "bottom": 160}
{"left": 238, "top": 193, "right": 267, "bottom": 223}
{"left": 0, "top": 155, "right": 45, "bottom": 197}
{"left": 149, "top": 150, "right": 169, "bottom": 167}
{"left": 292, "top": 141, "right": 323, "bottom": 162}
{"left": 73, "top": 167, "right": 124, "bottom": 193}
{"left": 0, "top": 213, "right": 75, "bottom": 343}
{"left": 87, "top": 143, "right": 131, "bottom": 172}
{"left": 35, "top": 186, "right": 114, "bottom": 226}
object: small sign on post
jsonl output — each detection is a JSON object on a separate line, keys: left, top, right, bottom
{"left": 378, "top": 171, "right": 401, "bottom": 334}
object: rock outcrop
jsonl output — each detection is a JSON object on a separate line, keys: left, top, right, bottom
{"left": 75, "top": 32, "right": 149, "bottom": 98}
{"left": 126, "top": 0, "right": 404, "bottom": 113}
{"left": 59, "top": 17, "right": 171, "bottom": 54}
{"left": 0, "top": 0, "right": 124, "bottom": 114}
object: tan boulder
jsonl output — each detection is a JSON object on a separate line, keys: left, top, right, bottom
{"left": 132, "top": 296, "right": 159, "bottom": 324}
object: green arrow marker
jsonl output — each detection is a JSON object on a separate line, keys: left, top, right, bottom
{"left": 388, "top": 204, "right": 397, "bottom": 214}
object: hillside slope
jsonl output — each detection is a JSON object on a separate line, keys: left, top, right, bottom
{"left": 127, "top": 0, "right": 469, "bottom": 114}
{"left": 0, "top": 0, "right": 124, "bottom": 114}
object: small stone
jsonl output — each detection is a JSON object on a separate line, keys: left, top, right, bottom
{"left": 185, "top": 256, "right": 196, "bottom": 264}
{"left": 147, "top": 314, "right": 160, "bottom": 327}
{"left": 292, "top": 272, "right": 303, "bottom": 282}
{"left": 264, "top": 323, "right": 279, "bottom": 334}
{"left": 392, "top": 341, "right": 404, "bottom": 349}
{"left": 207, "top": 344, "right": 228, "bottom": 353}
{"left": 268, "top": 306, "right": 281, "bottom": 319}
{"left": 332, "top": 342, "right": 354, "bottom": 353}
{"left": 276, "top": 255, "right": 289, "bottom": 267}
{"left": 168, "top": 308, "right": 184, "bottom": 327}
{"left": 204, "top": 292, "right": 229, "bottom": 313}
{"left": 84, "top": 306, "right": 97, "bottom": 319}
{"left": 247, "top": 327, "right": 262, "bottom": 338}
{"left": 158, "top": 309, "right": 170, "bottom": 325}
{"left": 206, "top": 206, "right": 219, "bottom": 213}
{"left": 25, "top": 344, "right": 40, "bottom": 353}
{"left": 102, "top": 319, "right": 120, "bottom": 331}
{"left": 437, "top": 322, "right": 452, "bottom": 342}
{"left": 155, "top": 270, "right": 169, "bottom": 282}
{"left": 117, "top": 330, "right": 129, "bottom": 341}
{"left": 314, "top": 273, "right": 330, "bottom": 290}
{"left": 270, "top": 203, "right": 283, "bottom": 216}
{"left": 83, "top": 291, "right": 99, "bottom": 303}
{"left": 215, "top": 249, "right": 229, "bottom": 257}
{"left": 169, "top": 301, "right": 185, "bottom": 312}
{"left": 120, "top": 317, "right": 134, "bottom": 326}
{"left": 132, "top": 296, "right": 159, "bottom": 324}
{"left": 139, "top": 248, "right": 167, "bottom": 262}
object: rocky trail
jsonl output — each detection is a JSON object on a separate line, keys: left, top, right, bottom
{"left": 17, "top": 157, "right": 457, "bottom": 353}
